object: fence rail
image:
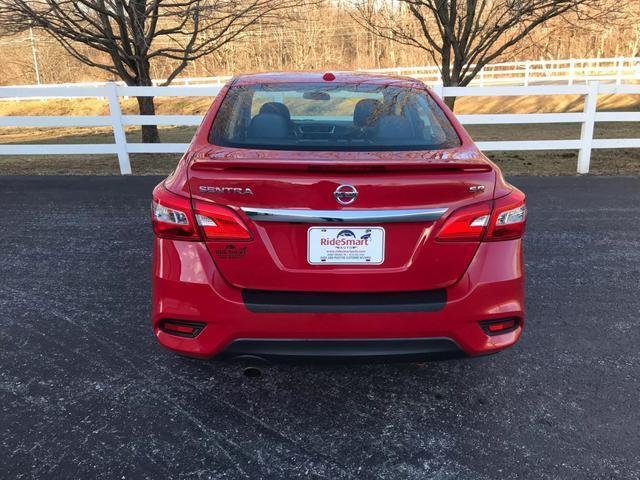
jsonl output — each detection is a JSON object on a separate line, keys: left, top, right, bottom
{"left": 0, "top": 82, "right": 639, "bottom": 175}
{"left": 366, "top": 56, "right": 640, "bottom": 87}
{"left": 2, "top": 56, "right": 639, "bottom": 97}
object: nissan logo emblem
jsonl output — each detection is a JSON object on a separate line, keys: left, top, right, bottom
{"left": 334, "top": 184, "right": 358, "bottom": 205}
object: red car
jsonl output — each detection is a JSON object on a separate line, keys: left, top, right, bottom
{"left": 151, "top": 72, "right": 526, "bottom": 361}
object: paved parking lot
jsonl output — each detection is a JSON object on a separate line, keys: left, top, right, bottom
{"left": 1, "top": 175, "right": 639, "bottom": 479}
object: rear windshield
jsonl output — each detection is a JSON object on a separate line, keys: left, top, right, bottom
{"left": 209, "top": 82, "right": 461, "bottom": 151}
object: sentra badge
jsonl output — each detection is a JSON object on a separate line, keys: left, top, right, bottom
{"left": 199, "top": 186, "right": 254, "bottom": 195}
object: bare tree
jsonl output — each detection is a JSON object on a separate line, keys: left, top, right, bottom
{"left": 0, "top": 0, "right": 311, "bottom": 142}
{"left": 354, "top": 0, "right": 617, "bottom": 108}
{"left": 1, "top": 3, "right": 635, "bottom": 91}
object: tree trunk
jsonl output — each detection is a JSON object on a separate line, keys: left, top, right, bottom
{"left": 444, "top": 95, "right": 456, "bottom": 111}
{"left": 136, "top": 95, "right": 160, "bottom": 143}
{"left": 439, "top": 55, "right": 458, "bottom": 111}
{"left": 442, "top": 78, "right": 458, "bottom": 111}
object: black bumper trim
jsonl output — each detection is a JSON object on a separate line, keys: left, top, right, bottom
{"left": 222, "top": 338, "right": 464, "bottom": 360}
{"left": 242, "top": 289, "right": 446, "bottom": 313}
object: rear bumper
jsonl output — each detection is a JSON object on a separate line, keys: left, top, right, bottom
{"left": 151, "top": 238, "right": 524, "bottom": 360}
{"left": 221, "top": 338, "right": 465, "bottom": 361}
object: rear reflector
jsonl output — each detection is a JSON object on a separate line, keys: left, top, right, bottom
{"left": 159, "top": 319, "right": 206, "bottom": 338}
{"left": 479, "top": 318, "right": 519, "bottom": 335}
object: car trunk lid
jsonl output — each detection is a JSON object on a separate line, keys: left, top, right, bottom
{"left": 188, "top": 149, "right": 495, "bottom": 293}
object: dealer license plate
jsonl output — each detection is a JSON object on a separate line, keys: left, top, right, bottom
{"left": 307, "top": 227, "right": 384, "bottom": 265}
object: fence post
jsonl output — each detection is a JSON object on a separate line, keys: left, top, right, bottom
{"left": 431, "top": 82, "right": 444, "bottom": 101}
{"left": 577, "top": 81, "right": 598, "bottom": 174}
{"left": 524, "top": 61, "right": 530, "bottom": 86}
{"left": 616, "top": 57, "right": 624, "bottom": 85}
{"left": 106, "top": 82, "right": 131, "bottom": 175}
{"left": 568, "top": 59, "right": 575, "bottom": 85}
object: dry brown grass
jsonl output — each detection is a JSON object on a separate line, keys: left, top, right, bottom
{"left": 455, "top": 93, "right": 640, "bottom": 114}
{"left": 1, "top": 94, "right": 639, "bottom": 175}
{"left": 2, "top": 91, "right": 637, "bottom": 117}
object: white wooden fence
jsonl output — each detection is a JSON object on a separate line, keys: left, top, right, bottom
{"left": 150, "top": 56, "right": 640, "bottom": 87}
{"left": 0, "top": 82, "right": 639, "bottom": 175}
{"left": 3, "top": 56, "right": 639, "bottom": 97}
{"left": 151, "top": 56, "right": 640, "bottom": 87}
{"left": 366, "top": 56, "right": 640, "bottom": 87}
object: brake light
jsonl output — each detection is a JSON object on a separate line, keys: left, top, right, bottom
{"left": 193, "top": 201, "right": 252, "bottom": 241}
{"left": 151, "top": 184, "right": 200, "bottom": 240}
{"left": 435, "top": 201, "right": 492, "bottom": 241}
{"left": 436, "top": 190, "right": 526, "bottom": 242}
{"left": 486, "top": 190, "right": 527, "bottom": 241}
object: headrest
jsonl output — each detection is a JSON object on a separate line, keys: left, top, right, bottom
{"left": 259, "top": 102, "right": 291, "bottom": 122}
{"left": 248, "top": 113, "right": 289, "bottom": 139}
{"left": 353, "top": 99, "right": 382, "bottom": 128}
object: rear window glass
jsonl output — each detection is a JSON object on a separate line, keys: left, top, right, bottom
{"left": 209, "top": 83, "right": 461, "bottom": 151}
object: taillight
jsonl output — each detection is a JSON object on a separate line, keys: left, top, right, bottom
{"left": 436, "top": 190, "right": 526, "bottom": 242}
{"left": 435, "top": 201, "right": 492, "bottom": 241}
{"left": 151, "top": 184, "right": 252, "bottom": 242}
{"left": 486, "top": 190, "right": 527, "bottom": 241}
{"left": 151, "top": 184, "right": 200, "bottom": 240}
{"left": 193, "top": 201, "right": 252, "bottom": 241}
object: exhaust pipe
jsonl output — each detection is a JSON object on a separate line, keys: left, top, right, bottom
{"left": 231, "top": 354, "right": 270, "bottom": 378}
{"left": 243, "top": 366, "right": 262, "bottom": 378}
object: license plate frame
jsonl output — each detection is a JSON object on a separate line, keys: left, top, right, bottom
{"left": 307, "top": 226, "right": 385, "bottom": 265}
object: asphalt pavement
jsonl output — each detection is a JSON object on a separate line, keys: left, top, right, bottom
{"left": 1, "top": 175, "right": 639, "bottom": 479}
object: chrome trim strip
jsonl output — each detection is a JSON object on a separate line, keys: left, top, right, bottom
{"left": 240, "top": 207, "right": 448, "bottom": 223}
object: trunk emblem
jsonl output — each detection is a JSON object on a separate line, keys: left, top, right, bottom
{"left": 334, "top": 184, "right": 358, "bottom": 205}
{"left": 199, "top": 186, "right": 254, "bottom": 195}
